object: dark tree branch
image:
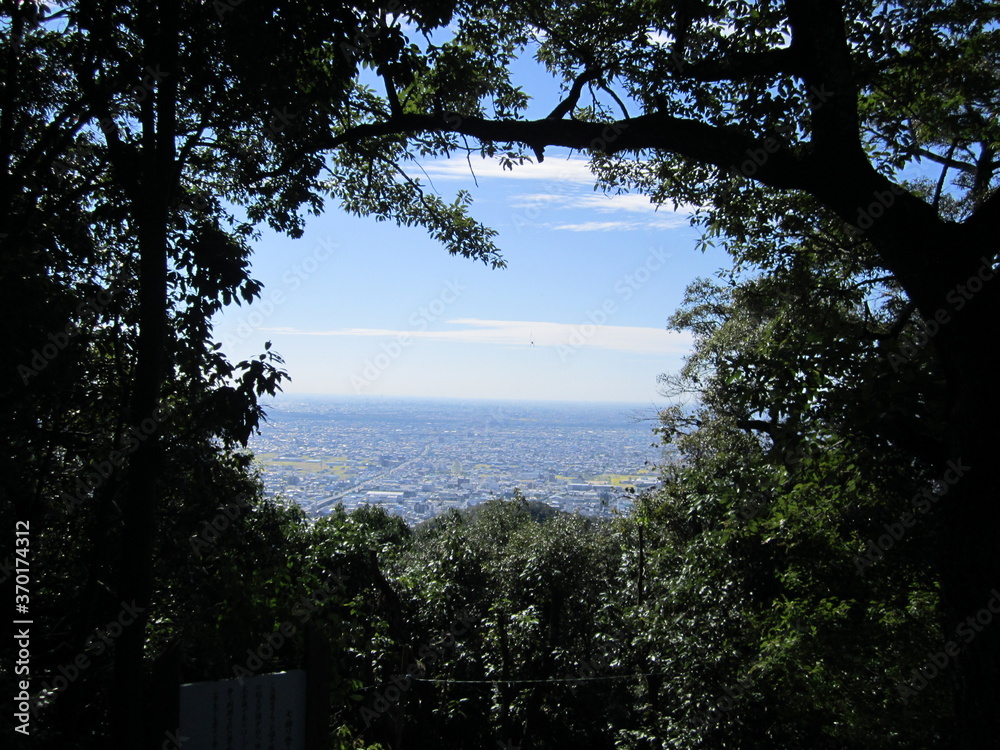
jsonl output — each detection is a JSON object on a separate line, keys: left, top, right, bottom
{"left": 327, "top": 110, "right": 811, "bottom": 190}
{"left": 322, "top": 2, "right": 970, "bottom": 307}
{"left": 885, "top": 299, "right": 918, "bottom": 341}
{"left": 917, "top": 147, "right": 977, "bottom": 174}
{"left": 381, "top": 69, "right": 404, "bottom": 118}
{"left": 849, "top": 275, "right": 896, "bottom": 290}
{"left": 547, "top": 65, "right": 602, "bottom": 120}
{"left": 737, "top": 419, "right": 777, "bottom": 437}
{"left": 934, "top": 140, "right": 959, "bottom": 211}
{"left": 524, "top": 62, "right": 602, "bottom": 163}
{"left": 972, "top": 143, "right": 996, "bottom": 206}
{"left": 176, "top": 126, "right": 206, "bottom": 177}
{"left": 598, "top": 81, "right": 631, "bottom": 120}
{"left": 326, "top": 108, "right": 939, "bottom": 266}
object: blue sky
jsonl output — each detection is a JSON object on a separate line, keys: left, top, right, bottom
{"left": 212, "top": 150, "right": 731, "bottom": 403}
{"left": 211, "top": 32, "right": 738, "bottom": 403}
{"left": 210, "top": 15, "right": 948, "bottom": 404}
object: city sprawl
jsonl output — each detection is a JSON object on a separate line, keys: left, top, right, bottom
{"left": 250, "top": 396, "right": 668, "bottom": 523}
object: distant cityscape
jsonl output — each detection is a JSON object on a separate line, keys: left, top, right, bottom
{"left": 249, "top": 396, "right": 672, "bottom": 524}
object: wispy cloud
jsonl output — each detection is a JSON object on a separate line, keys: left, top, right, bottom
{"left": 511, "top": 190, "right": 695, "bottom": 231}
{"left": 416, "top": 156, "right": 697, "bottom": 231}
{"left": 552, "top": 219, "right": 688, "bottom": 231}
{"left": 419, "top": 155, "right": 597, "bottom": 184}
{"left": 549, "top": 221, "right": 634, "bottom": 232}
{"left": 514, "top": 192, "right": 694, "bottom": 214}
{"left": 262, "top": 319, "right": 692, "bottom": 355}
{"left": 582, "top": 194, "right": 694, "bottom": 214}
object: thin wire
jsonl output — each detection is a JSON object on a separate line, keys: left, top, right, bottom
{"left": 414, "top": 674, "right": 650, "bottom": 685}
{"left": 357, "top": 672, "right": 671, "bottom": 689}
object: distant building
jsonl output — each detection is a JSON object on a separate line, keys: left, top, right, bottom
{"left": 366, "top": 491, "right": 404, "bottom": 503}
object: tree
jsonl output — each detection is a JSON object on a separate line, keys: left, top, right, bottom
{"left": 323, "top": 2, "right": 1000, "bottom": 743}
{"left": 1, "top": 1, "right": 488, "bottom": 745}
{"left": 641, "top": 241, "right": 951, "bottom": 746}
{"left": 395, "top": 496, "right": 631, "bottom": 749}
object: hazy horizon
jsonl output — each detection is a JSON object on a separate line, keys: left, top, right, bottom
{"left": 213, "top": 151, "right": 728, "bottom": 405}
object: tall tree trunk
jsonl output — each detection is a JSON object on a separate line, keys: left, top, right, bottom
{"left": 109, "top": 3, "right": 178, "bottom": 746}
{"left": 859, "top": 204, "right": 1000, "bottom": 748}
{"left": 109, "top": 219, "right": 166, "bottom": 749}
{"left": 934, "top": 262, "right": 1000, "bottom": 747}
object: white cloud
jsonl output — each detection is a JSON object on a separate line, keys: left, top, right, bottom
{"left": 262, "top": 319, "right": 692, "bottom": 355}
{"left": 510, "top": 190, "right": 695, "bottom": 231}
{"left": 417, "top": 155, "right": 697, "bottom": 232}
{"left": 576, "top": 193, "right": 695, "bottom": 215}
{"left": 550, "top": 221, "right": 635, "bottom": 232}
{"left": 552, "top": 218, "right": 689, "bottom": 231}
{"left": 509, "top": 192, "right": 578, "bottom": 207}
{"left": 419, "top": 155, "right": 597, "bottom": 184}
{"left": 513, "top": 190, "right": 694, "bottom": 214}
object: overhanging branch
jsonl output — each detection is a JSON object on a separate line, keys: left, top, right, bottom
{"left": 917, "top": 147, "right": 976, "bottom": 174}
{"left": 327, "top": 110, "right": 811, "bottom": 191}
{"left": 547, "top": 65, "right": 601, "bottom": 119}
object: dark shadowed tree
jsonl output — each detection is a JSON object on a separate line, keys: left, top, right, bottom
{"left": 1, "top": 1, "right": 493, "bottom": 745}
